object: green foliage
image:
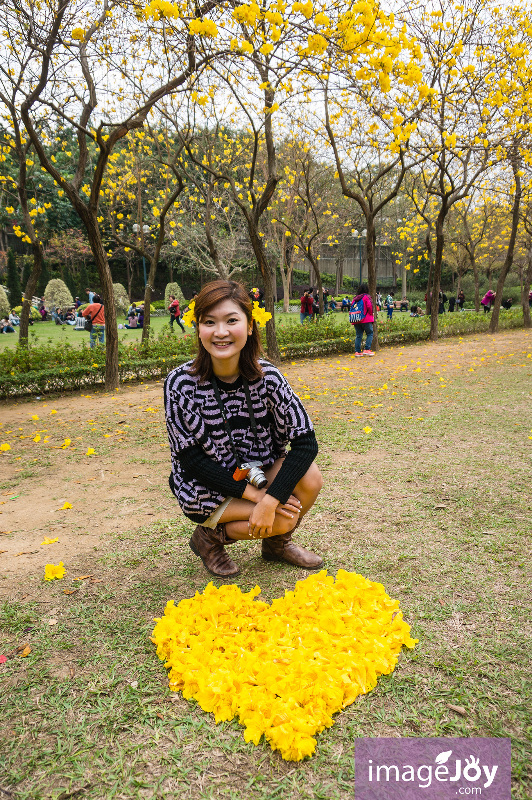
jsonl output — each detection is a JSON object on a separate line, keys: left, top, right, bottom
{"left": 12, "top": 305, "right": 40, "bottom": 320}
{"left": 0, "top": 308, "right": 525, "bottom": 398}
{"left": 164, "top": 282, "right": 186, "bottom": 309}
{"left": 6, "top": 249, "right": 21, "bottom": 305}
{"left": 37, "top": 261, "right": 50, "bottom": 297}
{"left": 0, "top": 285, "right": 10, "bottom": 317}
{"left": 113, "top": 282, "right": 130, "bottom": 313}
{"left": 44, "top": 278, "right": 73, "bottom": 310}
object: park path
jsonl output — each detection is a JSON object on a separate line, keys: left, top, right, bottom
{"left": 0, "top": 327, "right": 530, "bottom": 593}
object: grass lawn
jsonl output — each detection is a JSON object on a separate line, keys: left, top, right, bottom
{"left": 0, "top": 328, "right": 530, "bottom": 799}
{"left": 0, "top": 312, "right": 306, "bottom": 353}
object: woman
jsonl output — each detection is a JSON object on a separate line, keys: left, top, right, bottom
{"left": 350, "top": 283, "right": 375, "bottom": 357}
{"left": 164, "top": 280, "right": 323, "bottom": 578}
{"left": 81, "top": 294, "right": 105, "bottom": 347}
{"left": 168, "top": 294, "right": 185, "bottom": 332}
{"left": 481, "top": 290, "right": 495, "bottom": 313}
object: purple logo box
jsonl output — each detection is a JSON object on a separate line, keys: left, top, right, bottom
{"left": 355, "top": 738, "right": 511, "bottom": 799}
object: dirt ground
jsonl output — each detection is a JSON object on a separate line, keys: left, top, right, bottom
{"left": 0, "top": 327, "right": 530, "bottom": 590}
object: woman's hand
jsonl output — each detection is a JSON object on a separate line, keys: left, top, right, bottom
{"left": 247, "top": 493, "right": 302, "bottom": 538}
{"left": 248, "top": 495, "right": 278, "bottom": 538}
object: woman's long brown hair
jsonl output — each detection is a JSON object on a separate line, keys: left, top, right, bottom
{"left": 189, "top": 280, "right": 263, "bottom": 382}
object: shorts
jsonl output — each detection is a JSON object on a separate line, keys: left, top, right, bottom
{"left": 201, "top": 497, "right": 233, "bottom": 529}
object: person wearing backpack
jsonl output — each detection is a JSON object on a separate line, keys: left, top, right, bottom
{"left": 349, "top": 283, "right": 375, "bottom": 357}
{"left": 385, "top": 291, "right": 394, "bottom": 320}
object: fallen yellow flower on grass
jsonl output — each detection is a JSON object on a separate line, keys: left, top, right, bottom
{"left": 0, "top": 443, "right": 10, "bottom": 452}
{"left": 44, "top": 562, "right": 66, "bottom": 581}
{"left": 33, "top": 434, "right": 41, "bottom": 443}
{"left": 41, "top": 537, "right": 59, "bottom": 545}
{"left": 152, "top": 571, "right": 417, "bottom": 761}
{"left": 86, "top": 448, "right": 96, "bottom": 455}
{"left": 60, "top": 502, "right": 72, "bottom": 510}
{"left": 363, "top": 426, "right": 373, "bottom": 434}
{"left": 61, "top": 439, "right": 71, "bottom": 448}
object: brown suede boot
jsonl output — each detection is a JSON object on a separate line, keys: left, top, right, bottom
{"left": 261, "top": 529, "right": 323, "bottom": 569}
{"left": 189, "top": 524, "right": 240, "bottom": 578}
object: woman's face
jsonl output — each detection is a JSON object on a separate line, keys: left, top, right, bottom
{"left": 198, "top": 299, "right": 252, "bottom": 366}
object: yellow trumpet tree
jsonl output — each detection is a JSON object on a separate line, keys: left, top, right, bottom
{"left": 2, "top": 0, "right": 232, "bottom": 387}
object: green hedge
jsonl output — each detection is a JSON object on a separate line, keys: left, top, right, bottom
{"left": 0, "top": 308, "right": 525, "bottom": 398}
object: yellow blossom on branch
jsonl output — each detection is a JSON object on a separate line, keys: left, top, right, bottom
{"left": 252, "top": 302, "right": 272, "bottom": 327}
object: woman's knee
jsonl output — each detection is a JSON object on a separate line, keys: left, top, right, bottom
{"left": 300, "top": 462, "right": 323, "bottom": 495}
{"left": 274, "top": 511, "right": 299, "bottom": 535}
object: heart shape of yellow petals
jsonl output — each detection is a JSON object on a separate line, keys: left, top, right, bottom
{"left": 152, "top": 570, "right": 417, "bottom": 761}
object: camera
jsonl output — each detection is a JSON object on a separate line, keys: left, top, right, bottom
{"left": 233, "top": 461, "right": 268, "bottom": 489}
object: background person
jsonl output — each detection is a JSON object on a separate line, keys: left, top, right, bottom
{"left": 164, "top": 280, "right": 323, "bottom": 578}
{"left": 481, "top": 289, "right": 495, "bottom": 313}
{"left": 82, "top": 294, "right": 105, "bottom": 347}
{"left": 168, "top": 295, "right": 185, "bottom": 332}
{"left": 350, "top": 283, "right": 375, "bottom": 357}
{"left": 300, "top": 289, "right": 313, "bottom": 323}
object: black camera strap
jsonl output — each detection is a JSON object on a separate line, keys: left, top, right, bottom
{"left": 211, "top": 375, "right": 262, "bottom": 465}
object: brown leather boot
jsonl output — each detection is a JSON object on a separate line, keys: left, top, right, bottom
{"left": 189, "top": 524, "right": 240, "bottom": 578}
{"left": 261, "top": 529, "right": 323, "bottom": 569}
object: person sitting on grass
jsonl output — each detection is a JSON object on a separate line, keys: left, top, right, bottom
{"left": 8, "top": 310, "right": 20, "bottom": 326}
{"left": 350, "top": 283, "right": 375, "bottom": 357}
{"left": 51, "top": 307, "right": 64, "bottom": 325}
{"left": 409, "top": 305, "right": 424, "bottom": 317}
{"left": 125, "top": 305, "right": 138, "bottom": 329}
{"left": 164, "top": 279, "right": 323, "bottom": 578}
{"left": 137, "top": 306, "right": 144, "bottom": 328}
{"left": 1, "top": 317, "right": 15, "bottom": 333}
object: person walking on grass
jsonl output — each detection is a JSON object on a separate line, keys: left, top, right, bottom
{"left": 350, "top": 283, "right": 375, "bottom": 357}
{"left": 164, "top": 279, "right": 323, "bottom": 578}
{"left": 385, "top": 291, "right": 394, "bottom": 320}
{"left": 168, "top": 295, "right": 185, "bottom": 333}
{"left": 82, "top": 294, "right": 105, "bottom": 348}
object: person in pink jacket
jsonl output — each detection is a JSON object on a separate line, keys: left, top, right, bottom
{"left": 481, "top": 290, "right": 495, "bottom": 313}
{"left": 350, "top": 283, "right": 375, "bottom": 356}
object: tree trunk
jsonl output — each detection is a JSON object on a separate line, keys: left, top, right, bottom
{"left": 430, "top": 210, "right": 446, "bottom": 341}
{"left": 19, "top": 242, "right": 43, "bottom": 346}
{"left": 365, "top": 217, "right": 378, "bottom": 350}
{"left": 521, "top": 243, "right": 532, "bottom": 328}
{"left": 490, "top": 154, "right": 522, "bottom": 333}
{"left": 425, "top": 231, "right": 433, "bottom": 315}
{"left": 309, "top": 253, "right": 324, "bottom": 316}
{"left": 473, "top": 256, "right": 480, "bottom": 312}
{"left": 142, "top": 256, "right": 156, "bottom": 342}
{"left": 247, "top": 224, "right": 280, "bottom": 361}
{"left": 335, "top": 255, "right": 344, "bottom": 296}
{"left": 84, "top": 212, "right": 119, "bottom": 389}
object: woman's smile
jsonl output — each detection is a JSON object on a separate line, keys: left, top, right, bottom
{"left": 198, "top": 299, "right": 252, "bottom": 377}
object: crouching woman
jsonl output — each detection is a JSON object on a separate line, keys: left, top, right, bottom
{"left": 164, "top": 280, "right": 323, "bottom": 578}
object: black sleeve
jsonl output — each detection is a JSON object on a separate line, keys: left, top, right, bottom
{"left": 177, "top": 445, "right": 248, "bottom": 500}
{"left": 266, "top": 431, "right": 318, "bottom": 505}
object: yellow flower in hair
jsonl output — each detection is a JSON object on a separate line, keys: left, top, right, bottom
{"left": 252, "top": 302, "right": 272, "bottom": 327}
{"left": 181, "top": 300, "right": 196, "bottom": 328}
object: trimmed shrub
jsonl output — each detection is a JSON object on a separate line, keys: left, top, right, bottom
{"left": 44, "top": 278, "right": 73, "bottom": 310}
{"left": 12, "top": 305, "right": 40, "bottom": 320}
{"left": 164, "top": 282, "right": 186, "bottom": 310}
{"left": 113, "top": 282, "right": 130, "bottom": 314}
{"left": 0, "top": 286, "right": 10, "bottom": 317}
